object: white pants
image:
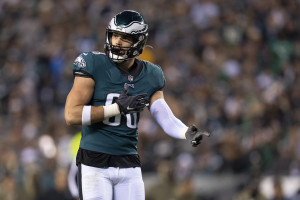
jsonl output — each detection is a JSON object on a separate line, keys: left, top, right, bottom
{"left": 78, "top": 164, "right": 145, "bottom": 200}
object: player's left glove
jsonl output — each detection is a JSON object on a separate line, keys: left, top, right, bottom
{"left": 185, "top": 125, "right": 211, "bottom": 147}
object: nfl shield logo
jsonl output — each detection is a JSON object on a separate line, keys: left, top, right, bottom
{"left": 128, "top": 75, "right": 134, "bottom": 82}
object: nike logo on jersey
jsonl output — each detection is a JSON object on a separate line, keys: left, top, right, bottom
{"left": 126, "top": 106, "right": 134, "bottom": 110}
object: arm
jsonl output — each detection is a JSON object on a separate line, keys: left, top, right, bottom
{"left": 64, "top": 76, "right": 106, "bottom": 125}
{"left": 150, "top": 90, "right": 188, "bottom": 139}
{"left": 150, "top": 90, "right": 210, "bottom": 146}
{"left": 149, "top": 90, "right": 164, "bottom": 106}
{"left": 65, "top": 77, "right": 149, "bottom": 126}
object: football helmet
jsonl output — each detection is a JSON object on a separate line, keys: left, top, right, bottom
{"left": 104, "top": 10, "right": 148, "bottom": 63}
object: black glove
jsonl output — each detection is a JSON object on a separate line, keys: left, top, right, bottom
{"left": 116, "top": 84, "right": 149, "bottom": 115}
{"left": 185, "top": 125, "right": 211, "bottom": 147}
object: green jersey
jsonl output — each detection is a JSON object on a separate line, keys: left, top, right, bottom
{"left": 73, "top": 52, "right": 165, "bottom": 155}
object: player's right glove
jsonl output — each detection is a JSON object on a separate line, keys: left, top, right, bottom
{"left": 116, "top": 84, "right": 149, "bottom": 115}
{"left": 185, "top": 125, "right": 211, "bottom": 147}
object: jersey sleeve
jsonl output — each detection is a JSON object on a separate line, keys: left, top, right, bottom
{"left": 73, "top": 52, "right": 94, "bottom": 79}
{"left": 154, "top": 65, "right": 166, "bottom": 91}
{"left": 147, "top": 63, "right": 166, "bottom": 99}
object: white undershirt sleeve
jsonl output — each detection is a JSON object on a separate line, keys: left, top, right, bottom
{"left": 150, "top": 98, "right": 188, "bottom": 139}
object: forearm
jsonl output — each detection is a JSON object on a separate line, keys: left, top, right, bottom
{"left": 150, "top": 98, "right": 187, "bottom": 139}
{"left": 65, "top": 105, "right": 102, "bottom": 125}
{"left": 65, "top": 104, "right": 120, "bottom": 126}
{"left": 64, "top": 105, "right": 81, "bottom": 125}
{"left": 91, "top": 105, "right": 106, "bottom": 124}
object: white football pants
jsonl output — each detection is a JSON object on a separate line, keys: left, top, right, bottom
{"left": 78, "top": 164, "right": 145, "bottom": 200}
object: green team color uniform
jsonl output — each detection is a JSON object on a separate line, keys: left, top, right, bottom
{"left": 73, "top": 51, "right": 165, "bottom": 155}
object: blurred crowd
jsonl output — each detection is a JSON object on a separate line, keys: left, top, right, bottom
{"left": 1, "top": 0, "right": 300, "bottom": 199}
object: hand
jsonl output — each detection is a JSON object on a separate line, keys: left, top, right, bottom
{"left": 116, "top": 84, "right": 149, "bottom": 115}
{"left": 185, "top": 125, "right": 211, "bottom": 147}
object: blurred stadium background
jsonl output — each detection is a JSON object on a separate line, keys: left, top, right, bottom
{"left": 1, "top": 0, "right": 300, "bottom": 199}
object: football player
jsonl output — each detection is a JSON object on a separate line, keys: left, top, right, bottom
{"left": 64, "top": 10, "right": 210, "bottom": 200}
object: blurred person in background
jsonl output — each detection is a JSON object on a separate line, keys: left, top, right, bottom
{"left": 64, "top": 10, "right": 210, "bottom": 200}
{"left": 271, "top": 177, "right": 290, "bottom": 200}
{"left": 0, "top": 173, "right": 19, "bottom": 200}
{"left": 146, "top": 160, "right": 177, "bottom": 200}
{"left": 234, "top": 170, "right": 267, "bottom": 200}
{"left": 146, "top": 159, "right": 196, "bottom": 200}
{"left": 67, "top": 132, "right": 81, "bottom": 200}
{"left": 36, "top": 167, "right": 73, "bottom": 200}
